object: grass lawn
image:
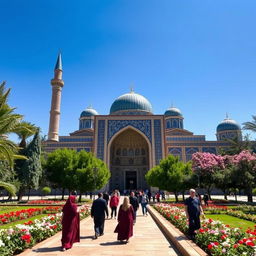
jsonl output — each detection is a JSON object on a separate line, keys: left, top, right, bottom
{"left": 0, "top": 214, "right": 49, "bottom": 229}
{"left": 206, "top": 214, "right": 255, "bottom": 230}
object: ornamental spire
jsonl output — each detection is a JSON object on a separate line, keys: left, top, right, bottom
{"left": 54, "top": 52, "right": 62, "bottom": 71}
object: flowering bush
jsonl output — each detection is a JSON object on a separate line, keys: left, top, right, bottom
{"left": 154, "top": 203, "right": 256, "bottom": 256}
{"left": 0, "top": 204, "right": 90, "bottom": 256}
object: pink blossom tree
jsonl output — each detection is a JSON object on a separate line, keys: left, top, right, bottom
{"left": 230, "top": 150, "right": 256, "bottom": 202}
{"left": 192, "top": 152, "right": 225, "bottom": 199}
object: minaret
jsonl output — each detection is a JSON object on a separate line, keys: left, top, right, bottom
{"left": 47, "top": 53, "right": 64, "bottom": 141}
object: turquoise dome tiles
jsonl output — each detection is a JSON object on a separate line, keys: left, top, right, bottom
{"left": 110, "top": 92, "right": 153, "bottom": 115}
{"left": 164, "top": 107, "right": 182, "bottom": 117}
{"left": 80, "top": 107, "right": 98, "bottom": 117}
{"left": 216, "top": 118, "right": 241, "bottom": 132}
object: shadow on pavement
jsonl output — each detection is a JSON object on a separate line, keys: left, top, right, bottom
{"left": 80, "top": 235, "right": 95, "bottom": 240}
{"left": 33, "top": 246, "right": 62, "bottom": 252}
{"left": 100, "top": 241, "right": 125, "bottom": 246}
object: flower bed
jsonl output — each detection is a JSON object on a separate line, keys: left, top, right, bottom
{"left": 154, "top": 203, "right": 256, "bottom": 256}
{"left": 0, "top": 204, "right": 90, "bottom": 256}
{"left": 27, "top": 200, "right": 65, "bottom": 205}
{"left": 226, "top": 210, "right": 256, "bottom": 223}
{"left": 0, "top": 207, "right": 62, "bottom": 226}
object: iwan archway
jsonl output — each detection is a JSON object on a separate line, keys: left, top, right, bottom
{"left": 108, "top": 128, "right": 151, "bottom": 192}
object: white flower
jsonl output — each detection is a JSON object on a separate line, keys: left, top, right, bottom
{"left": 0, "top": 239, "right": 5, "bottom": 247}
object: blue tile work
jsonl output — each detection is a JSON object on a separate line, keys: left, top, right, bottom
{"left": 185, "top": 147, "right": 199, "bottom": 161}
{"left": 154, "top": 119, "right": 163, "bottom": 164}
{"left": 202, "top": 147, "right": 217, "bottom": 154}
{"left": 97, "top": 120, "right": 105, "bottom": 160}
{"left": 107, "top": 120, "right": 152, "bottom": 144}
{"left": 168, "top": 147, "right": 183, "bottom": 161}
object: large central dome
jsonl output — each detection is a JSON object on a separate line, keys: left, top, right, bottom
{"left": 110, "top": 91, "right": 153, "bottom": 115}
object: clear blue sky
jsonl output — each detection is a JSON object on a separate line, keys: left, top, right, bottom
{"left": 1, "top": 0, "right": 256, "bottom": 141}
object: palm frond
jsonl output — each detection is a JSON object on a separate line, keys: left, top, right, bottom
{"left": 0, "top": 181, "right": 16, "bottom": 196}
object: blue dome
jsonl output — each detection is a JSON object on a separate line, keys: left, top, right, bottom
{"left": 80, "top": 107, "right": 98, "bottom": 117}
{"left": 164, "top": 107, "right": 182, "bottom": 117}
{"left": 217, "top": 118, "right": 241, "bottom": 132}
{"left": 110, "top": 91, "right": 153, "bottom": 114}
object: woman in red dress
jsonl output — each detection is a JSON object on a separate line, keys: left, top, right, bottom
{"left": 61, "top": 195, "right": 80, "bottom": 251}
{"left": 114, "top": 196, "right": 134, "bottom": 243}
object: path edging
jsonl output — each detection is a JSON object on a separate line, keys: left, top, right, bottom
{"left": 148, "top": 205, "right": 208, "bottom": 256}
{"left": 18, "top": 216, "right": 91, "bottom": 256}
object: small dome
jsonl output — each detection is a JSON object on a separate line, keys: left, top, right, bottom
{"left": 164, "top": 107, "right": 182, "bottom": 117}
{"left": 217, "top": 118, "right": 241, "bottom": 132}
{"left": 80, "top": 107, "right": 98, "bottom": 117}
{"left": 110, "top": 91, "right": 153, "bottom": 115}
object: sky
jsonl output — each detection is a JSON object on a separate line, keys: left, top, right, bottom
{"left": 1, "top": 0, "right": 256, "bottom": 141}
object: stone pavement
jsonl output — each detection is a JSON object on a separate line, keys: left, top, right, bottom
{"left": 20, "top": 206, "right": 180, "bottom": 256}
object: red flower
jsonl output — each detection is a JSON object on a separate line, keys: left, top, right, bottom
{"left": 233, "top": 244, "right": 239, "bottom": 248}
{"left": 208, "top": 244, "right": 213, "bottom": 250}
{"left": 21, "top": 234, "right": 31, "bottom": 244}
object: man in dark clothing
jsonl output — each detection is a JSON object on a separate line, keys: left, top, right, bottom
{"left": 184, "top": 189, "right": 204, "bottom": 240}
{"left": 129, "top": 192, "right": 139, "bottom": 224}
{"left": 103, "top": 192, "right": 110, "bottom": 218}
{"left": 91, "top": 193, "right": 109, "bottom": 239}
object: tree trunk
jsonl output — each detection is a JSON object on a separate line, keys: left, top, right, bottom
{"left": 235, "top": 192, "right": 237, "bottom": 202}
{"left": 174, "top": 192, "right": 179, "bottom": 202}
{"left": 207, "top": 187, "right": 212, "bottom": 200}
{"left": 246, "top": 187, "right": 253, "bottom": 203}
{"left": 224, "top": 190, "right": 228, "bottom": 200}
{"left": 28, "top": 188, "right": 30, "bottom": 201}
{"left": 79, "top": 193, "right": 82, "bottom": 203}
{"left": 18, "top": 189, "right": 24, "bottom": 201}
{"left": 61, "top": 188, "right": 65, "bottom": 200}
{"left": 182, "top": 191, "right": 185, "bottom": 202}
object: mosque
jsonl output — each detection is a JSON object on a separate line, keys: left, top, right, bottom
{"left": 43, "top": 54, "right": 242, "bottom": 192}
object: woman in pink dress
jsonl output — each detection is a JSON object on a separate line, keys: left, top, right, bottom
{"left": 114, "top": 197, "right": 134, "bottom": 243}
{"left": 61, "top": 195, "right": 80, "bottom": 251}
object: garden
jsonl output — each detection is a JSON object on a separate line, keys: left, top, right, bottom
{"left": 154, "top": 202, "right": 256, "bottom": 256}
{"left": 0, "top": 201, "right": 90, "bottom": 256}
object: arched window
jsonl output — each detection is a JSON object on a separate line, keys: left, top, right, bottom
{"left": 135, "top": 148, "right": 140, "bottom": 155}
{"left": 166, "top": 120, "right": 171, "bottom": 129}
{"left": 122, "top": 148, "right": 127, "bottom": 156}
{"left": 141, "top": 148, "right": 146, "bottom": 155}
{"left": 128, "top": 148, "right": 134, "bottom": 156}
{"left": 115, "top": 157, "right": 120, "bottom": 165}
{"left": 116, "top": 148, "right": 121, "bottom": 155}
{"left": 129, "top": 158, "right": 134, "bottom": 165}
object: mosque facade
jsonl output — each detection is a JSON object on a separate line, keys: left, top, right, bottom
{"left": 43, "top": 54, "right": 242, "bottom": 192}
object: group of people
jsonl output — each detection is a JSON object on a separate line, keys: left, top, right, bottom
{"left": 61, "top": 188, "right": 205, "bottom": 251}
{"left": 61, "top": 190, "right": 147, "bottom": 251}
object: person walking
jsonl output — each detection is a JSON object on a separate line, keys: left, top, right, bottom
{"left": 110, "top": 192, "right": 119, "bottom": 219}
{"left": 156, "top": 192, "right": 160, "bottom": 203}
{"left": 184, "top": 189, "right": 205, "bottom": 240}
{"left": 103, "top": 192, "right": 110, "bottom": 218}
{"left": 114, "top": 197, "right": 134, "bottom": 243}
{"left": 203, "top": 194, "right": 209, "bottom": 206}
{"left": 140, "top": 191, "right": 149, "bottom": 216}
{"left": 61, "top": 195, "right": 80, "bottom": 251}
{"left": 129, "top": 191, "right": 139, "bottom": 224}
{"left": 91, "top": 193, "right": 109, "bottom": 239}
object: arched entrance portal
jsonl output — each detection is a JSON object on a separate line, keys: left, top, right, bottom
{"left": 109, "top": 129, "right": 150, "bottom": 192}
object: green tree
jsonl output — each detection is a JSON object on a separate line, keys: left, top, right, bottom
{"left": 45, "top": 149, "right": 111, "bottom": 201}
{"left": 16, "top": 131, "right": 42, "bottom": 200}
{"left": 146, "top": 155, "right": 191, "bottom": 202}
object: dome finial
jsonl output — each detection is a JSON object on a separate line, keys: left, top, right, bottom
{"left": 226, "top": 112, "right": 229, "bottom": 119}
{"left": 130, "top": 83, "right": 135, "bottom": 94}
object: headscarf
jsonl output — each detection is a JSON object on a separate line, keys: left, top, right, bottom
{"left": 62, "top": 196, "right": 77, "bottom": 222}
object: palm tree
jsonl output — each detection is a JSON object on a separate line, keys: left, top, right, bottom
{"left": 0, "top": 181, "right": 16, "bottom": 196}
{"left": 15, "top": 121, "right": 38, "bottom": 148}
{"left": 0, "top": 82, "right": 26, "bottom": 166}
{"left": 243, "top": 116, "right": 256, "bottom": 133}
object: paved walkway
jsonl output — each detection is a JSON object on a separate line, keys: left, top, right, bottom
{"left": 20, "top": 206, "right": 180, "bottom": 256}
